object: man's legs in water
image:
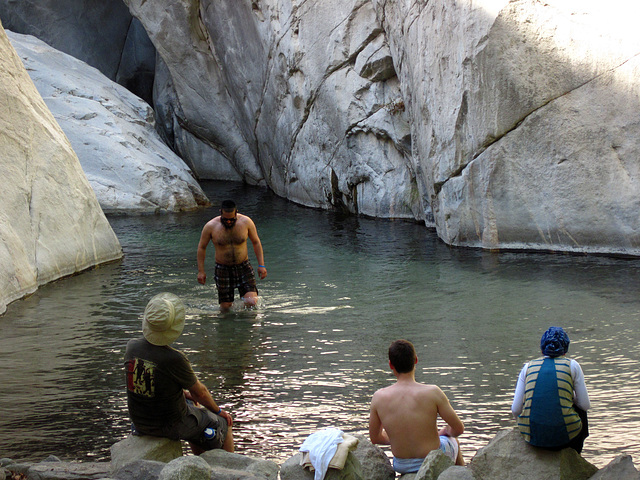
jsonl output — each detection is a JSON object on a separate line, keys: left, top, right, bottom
{"left": 242, "top": 291, "right": 258, "bottom": 308}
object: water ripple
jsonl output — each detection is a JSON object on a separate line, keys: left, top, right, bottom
{"left": 1, "top": 181, "right": 640, "bottom": 468}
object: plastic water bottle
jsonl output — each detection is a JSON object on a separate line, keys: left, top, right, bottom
{"left": 204, "top": 427, "right": 216, "bottom": 440}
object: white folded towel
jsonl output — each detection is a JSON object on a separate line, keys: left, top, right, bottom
{"left": 299, "top": 428, "right": 344, "bottom": 480}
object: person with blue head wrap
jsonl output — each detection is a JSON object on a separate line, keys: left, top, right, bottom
{"left": 540, "top": 326, "right": 570, "bottom": 358}
{"left": 511, "top": 327, "right": 590, "bottom": 453}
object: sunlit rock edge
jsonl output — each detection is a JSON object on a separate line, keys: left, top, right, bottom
{"left": 0, "top": 25, "right": 122, "bottom": 316}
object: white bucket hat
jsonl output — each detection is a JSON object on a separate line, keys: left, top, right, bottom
{"left": 142, "top": 292, "right": 186, "bottom": 346}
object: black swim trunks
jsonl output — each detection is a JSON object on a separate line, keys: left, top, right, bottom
{"left": 214, "top": 259, "right": 258, "bottom": 304}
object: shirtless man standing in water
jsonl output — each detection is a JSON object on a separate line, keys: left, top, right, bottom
{"left": 197, "top": 200, "right": 267, "bottom": 310}
{"left": 369, "top": 339, "right": 465, "bottom": 474}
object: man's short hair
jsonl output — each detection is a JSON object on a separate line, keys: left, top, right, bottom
{"left": 221, "top": 200, "right": 237, "bottom": 213}
{"left": 389, "top": 339, "right": 416, "bottom": 373}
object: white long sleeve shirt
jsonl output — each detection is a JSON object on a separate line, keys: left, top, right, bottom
{"left": 511, "top": 357, "right": 591, "bottom": 417}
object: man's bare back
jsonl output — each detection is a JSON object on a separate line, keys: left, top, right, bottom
{"left": 370, "top": 381, "right": 443, "bottom": 458}
{"left": 369, "top": 340, "right": 464, "bottom": 470}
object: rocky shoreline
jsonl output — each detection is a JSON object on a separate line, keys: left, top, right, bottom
{"left": 1, "top": 428, "right": 638, "bottom": 480}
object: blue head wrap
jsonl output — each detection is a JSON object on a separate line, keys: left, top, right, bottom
{"left": 540, "top": 327, "right": 570, "bottom": 358}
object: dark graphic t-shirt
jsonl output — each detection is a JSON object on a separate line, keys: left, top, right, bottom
{"left": 124, "top": 337, "right": 197, "bottom": 435}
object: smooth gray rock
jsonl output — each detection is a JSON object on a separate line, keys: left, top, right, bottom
{"left": 280, "top": 452, "right": 363, "bottom": 480}
{"left": 199, "top": 450, "right": 278, "bottom": 480}
{"left": 112, "top": 460, "right": 166, "bottom": 480}
{"left": 352, "top": 435, "right": 395, "bottom": 480}
{"left": 399, "top": 474, "right": 416, "bottom": 480}
{"left": 110, "top": 436, "right": 183, "bottom": 472}
{"left": 469, "top": 428, "right": 598, "bottom": 480}
{"left": 24, "top": 462, "right": 111, "bottom": 480}
{"left": 201, "top": 468, "right": 265, "bottom": 480}
{"left": 438, "top": 466, "right": 475, "bottom": 480}
{"left": 0, "top": 24, "right": 122, "bottom": 315}
{"left": 7, "top": 30, "right": 210, "bottom": 214}
{"left": 158, "top": 457, "right": 211, "bottom": 480}
{"left": 588, "top": 455, "right": 640, "bottom": 480}
{"left": 42, "top": 457, "right": 62, "bottom": 463}
{"left": 414, "top": 449, "right": 454, "bottom": 480}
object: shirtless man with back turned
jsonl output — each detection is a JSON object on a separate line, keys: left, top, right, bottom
{"left": 197, "top": 200, "right": 267, "bottom": 311}
{"left": 369, "top": 339, "right": 465, "bottom": 474}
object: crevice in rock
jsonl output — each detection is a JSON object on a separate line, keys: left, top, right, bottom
{"left": 267, "top": 2, "right": 394, "bottom": 178}
{"left": 436, "top": 52, "right": 640, "bottom": 195}
{"left": 479, "top": 52, "right": 640, "bottom": 156}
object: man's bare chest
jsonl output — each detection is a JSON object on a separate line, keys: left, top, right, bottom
{"left": 213, "top": 228, "right": 247, "bottom": 247}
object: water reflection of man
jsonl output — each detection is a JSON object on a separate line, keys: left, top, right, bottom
{"left": 197, "top": 200, "right": 267, "bottom": 311}
{"left": 511, "top": 326, "right": 590, "bottom": 453}
{"left": 369, "top": 339, "right": 465, "bottom": 474}
{"left": 125, "top": 293, "right": 234, "bottom": 454}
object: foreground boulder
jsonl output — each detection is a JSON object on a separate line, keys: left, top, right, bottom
{"left": 3, "top": 458, "right": 110, "bottom": 480}
{"left": 158, "top": 456, "right": 210, "bottom": 480}
{"left": 280, "top": 452, "right": 363, "bottom": 480}
{"left": 398, "top": 449, "right": 454, "bottom": 480}
{"left": 438, "top": 466, "right": 474, "bottom": 480}
{"left": 3, "top": 428, "right": 640, "bottom": 480}
{"left": 0, "top": 23, "right": 122, "bottom": 315}
{"left": 352, "top": 435, "right": 395, "bottom": 480}
{"left": 280, "top": 435, "right": 394, "bottom": 480}
{"left": 110, "top": 435, "right": 183, "bottom": 472}
{"left": 200, "top": 450, "right": 279, "bottom": 479}
{"left": 112, "top": 460, "right": 166, "bottom": 480}
{"left": 469, "top": 428, "right": 598, "bottom": 480}
{"left": 589, "top": 455, "right": 640, "bottom": 480}
{"left": 7, "top": 30, "right": 210, "bottom": 214}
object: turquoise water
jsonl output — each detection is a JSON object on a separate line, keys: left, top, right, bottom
{"left": 1, "top": 180, "right": 639, "bottom": 468}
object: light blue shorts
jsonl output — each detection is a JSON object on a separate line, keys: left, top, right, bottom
{"left": 393, "top": 436, "right": 459, "bottom": 473}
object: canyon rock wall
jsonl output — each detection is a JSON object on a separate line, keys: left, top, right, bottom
{"left": 373, "top": 0, "right": 640, "bottom": 254}
{"left": 2, "top": 0, "right": 639, "bottom": 255}
{"left": 126, "top": 0, "right": 421, "bottom": 220}
{"left": 128, "top": 0, "right": 640, "bottom": 253}
{"left": 0, "top": 24, "right": 122, "bottom": 314}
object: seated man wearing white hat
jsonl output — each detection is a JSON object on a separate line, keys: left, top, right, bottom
{"left": 124, "top": 292, "right": 234, "bottom": 453}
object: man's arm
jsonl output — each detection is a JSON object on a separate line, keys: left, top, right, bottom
{"left": 197, "top": 224, "right": 212, "bottom": 284}
{"left": 246, "top": 218, "right": 267, "bottom": 279}
{"left": 368, "top": 395, "right": 390, "bottom": 445}
{"left": 188, "top": 379, "right": 233, "bottom": 427}
{"left": 436, "top": 387, "right": 464, "bottom": 437}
